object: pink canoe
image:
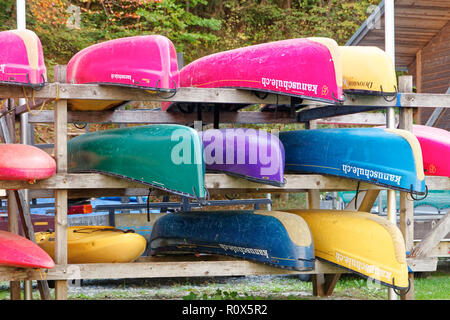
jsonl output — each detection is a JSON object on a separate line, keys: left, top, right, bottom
{"left": 413, "top": 125, "right": 450, "bottom": 177}
{"left": 0, "top": 144, "right": 56, "bottom": 181}
{"left": 163, "top": 37, "right": 343, "bottom": 111}
{"left": 0, "top": 29, "right": 47, "bottom": 87}
{"left": 67, "top": 35, "right": 179, "bottom": 111}
{"left": 0, "top": 230, "right": 55, "bottom": 269}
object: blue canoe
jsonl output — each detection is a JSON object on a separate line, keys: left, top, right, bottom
{"left": 149, "top": 210, "right": 315, "bottom": 270}
{"left": 279, "top": 128, "right": 426, "bottom": 195}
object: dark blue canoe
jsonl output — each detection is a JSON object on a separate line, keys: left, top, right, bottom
{"left": 149, "top": 210, "right": 315, "bottom": 270}
{"left": 279, "top": 128, "right": 426, "bottom": 195}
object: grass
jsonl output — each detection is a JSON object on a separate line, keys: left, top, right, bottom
{"left": 414, "top": 271, "right": 450, "bottom": 300}
{"left": 2, "top": 266, "right": 447, "bottom": 300}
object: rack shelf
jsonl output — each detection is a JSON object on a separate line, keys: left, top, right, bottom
{"left": 1, "top": 75, "right": 449, "bottom": 300}
{"left": 1, "top": 173, "right": 449, "bottom": 193}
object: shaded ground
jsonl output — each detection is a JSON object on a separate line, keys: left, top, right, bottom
{"left": 1, "top": 259, "right": 448, "bottom": 300}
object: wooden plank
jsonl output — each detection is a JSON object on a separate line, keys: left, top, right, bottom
{"left": 409, "top": 213, "right": 450, "bottom": 258}
{"left": 28, "top": 109, "right": 393, "bottom": 126}
{"left": 397, "top": 75, "right": 415, "bottom": 300}
{"left": 0, "top": 258, "right": 345, "bottom": 281}
{"left": 406, "top": 257, "right": 438, "bottom": 272}
{"left": 29, "top": 109, "right": 298, "bottom": 125}
{"left": 0, "top": 84, "right": 292, "bottom": 105}
{"left": 0, "top": 173, "right": 448, "bottom": 191}
{"left": 317, "top": 112, "right": 396, "bottom": 126}
{"left": 1, "top": 84, "right": 450, "bottom": 108}
{"left": 6, "top": 191, "right": 21, "bottom": 300}
{"left": 54, "top": 97, "right": 68, "bottom": 300}
{"left": 344, "top": 190, "right": 381, "bottom": 212}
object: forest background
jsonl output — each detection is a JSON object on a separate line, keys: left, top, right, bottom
{"left": 0, "top": 0, "right": 380, "bottom": 76}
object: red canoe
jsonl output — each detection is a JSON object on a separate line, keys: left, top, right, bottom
{"left": 0, "top": 230, "right": 55, "bottom": 269}
{"left": 0, "top": 144, "right": 56, "bottom": 181}
{"left": 0, "top": 29, "right": 47, "bottom": 87}
{"left": 413, "top": 125, "right": 450, "bottom": 177}
{"left": 163, "top": 37, "right": 343, "bottom": 111}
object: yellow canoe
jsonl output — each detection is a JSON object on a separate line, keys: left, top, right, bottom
{"left": 339, "top": 46, "right": 397, "bottom": 95}
{"left": 68, "top": 99, "right": 124, "bottom": 111}
{"left": 284, "top": 209, "right": 409, "bottom": 290}
{"left": 35, "top": 226, "right": 147, "bottom": 264}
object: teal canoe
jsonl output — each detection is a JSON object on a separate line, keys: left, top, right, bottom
{"left": 68, "top": 124, "right": 206, "bottom": 199}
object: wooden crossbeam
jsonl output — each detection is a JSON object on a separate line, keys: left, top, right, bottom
{"left": 0, "top": 84, "right": 449, "bottom": 108}
{"left": 1, "top": 173, "right": 448, "bottom": 192}
{"left": 409, "top": 213, "right": 450, "bottom": 258}
{"left": 0, "top": 257, "right": 346, "bottom": 281}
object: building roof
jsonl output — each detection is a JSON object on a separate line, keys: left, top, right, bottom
{"left": 346, "top": 0, "right": 450, "bottom": 70}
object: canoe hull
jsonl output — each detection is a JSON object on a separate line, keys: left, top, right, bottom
{"left": 200, "top": 128, "right": 285, "bottom": 186}
{"left": 279, "top": 128, "right": 426, "bottom": 194}
{"left": 285, "top": 209, "right": 409, "bottom": 290}
{"left": 0, "top": 144, "right": 56, "bottom": 181}
{"left": 413, "top": 125, "right": 450, "bottom": 177}
{"left": 0, "top": 230, "right": 55, "bottom": 269}
{"left": 150, "top": 210, "right": 315, "bottom": 270}
{"left": 163, "top": 37, "right": 343, "bottom": 111}
{"left": 67, "top": 35, "right": 179, "bottom": 111}
{"left": 36, "top": 226, "right": 147, "bottom": 264}
{"left": 67, "top": 125, "right": 206, "bottom": 199}
{"left": 0, "top": 29, "right": 47, "bottom": 87}
{"left": 339, "top": 46, "right": 397, "bottom": 95}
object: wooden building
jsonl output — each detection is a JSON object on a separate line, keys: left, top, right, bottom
{"left": 346, "top": 0, "right": 450, "bottom": 129}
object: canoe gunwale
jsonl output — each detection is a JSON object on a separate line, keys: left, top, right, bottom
{"left": 206, "top": 169, "right": 286, "bottom": 187}
{"left": 343, "top": 88, "right": 397, "bottom": 96}
{"left": 166, "top": 87, "right": 340, "bottom": 111}
{"left": 0, "top": 80, "right": 46, "bottom": 89}
{"left": 284, "top": 169, "right": 427, "bottom": 195}
{"left": 316, "top": 257, "right": 409, "bottom": 291}
{"left": 150, "top": 241, "right": 315, "bottom": 272}
{"left": 93, "top": 82, "right": 178, "bottom": 93}
{"left": 69, "top": 169, "right": 208, "bottom": 200}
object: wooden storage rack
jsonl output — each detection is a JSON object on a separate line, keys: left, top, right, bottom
{"left": 0, "top": 75, "right": 449, "bottom": 300}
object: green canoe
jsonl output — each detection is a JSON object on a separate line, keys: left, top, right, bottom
{"left": 68, "top": 124, "right": 206, "bottom": 199}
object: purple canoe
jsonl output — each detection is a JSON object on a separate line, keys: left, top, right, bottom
{"left": 200, "top": 128, "right": 285, "bottom": 186}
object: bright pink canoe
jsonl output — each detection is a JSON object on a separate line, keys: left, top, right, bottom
{"left": 163, "top": 37, "right": 343, "bottom": 111}
{"left": 0, "top": 230, "right": 55, "bottom": 269}
{"left": 0, "top": 144, "right": 56, "bottom": 181}
{"left": 413, "top": 125, "right": 450, "bottom": 177}
{"left": 67, "top": 35, "right": 179, "bottom": 90}
{"left": 67, "top": 35, "right": 179, "bottom": 111}
{"left": 0, "top": 29, "right": 47, "bottom": 87}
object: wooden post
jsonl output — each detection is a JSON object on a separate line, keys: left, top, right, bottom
{"left": 306, "top": 119, "right": 341, "bottom": 297}
{"left": 54, "top": 66, "right": 68, "bottom": 300}
{"left": 344, "top": 190, "right": 381, "bottom": 212}
{"left": 415, "top": 49, "right": 422, "bottom": 124}
{"left": 7, "top": 190, "right": 21, "bottom": 300}
{"left": 1, "top": 99, "right": 21, "bottom": 299}
{"left": 398, "top": 75, "right": 415, "bottom": 300}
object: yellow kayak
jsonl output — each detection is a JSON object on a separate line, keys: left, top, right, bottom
{"left": 339, "top": 46, "right": 397, "bottom": 95}
{"left": 284, "top": 209, "right": 409, "bottom": 290}
{"left": 35, "top": 226, "right": 147, "bottom": 264}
